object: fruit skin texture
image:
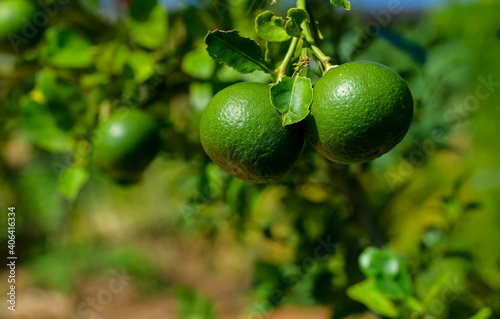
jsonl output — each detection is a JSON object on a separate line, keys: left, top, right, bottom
{"left": 305, "top": 61, "right": 413, "bottom": 164}
{"left": 94, "top": 109, "right": 161, "bottom": 183}
{"left": 200, "top": 82, "right": 305, "bottom": 183}
{"left": 0, "top": 0, "right": 44, "bottom": 53}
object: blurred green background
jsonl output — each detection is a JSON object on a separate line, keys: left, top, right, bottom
{"left": 0, "top": 0, "right": 499, "bottom": 318}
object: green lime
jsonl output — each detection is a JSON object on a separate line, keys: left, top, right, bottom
{"left": 305, "top": 61, "right": 413, "bottom": 164}
{"left": 93, "top": 109, "right": 161, "bottom": 183}
{"left": 0, "top": 0, "right": 44, "bottom": 53}
{"left": 200, "top": 82, "right": 305, "bottom": 183}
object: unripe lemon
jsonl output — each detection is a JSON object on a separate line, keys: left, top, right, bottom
{"left": 305, "top": 61, "right": 413, "bottom": 164}
{"left": 93, "top": 109, "right": 161, "bottom": 183}
{"left": 0, "top": 0, "right": 44, "bottom": 53}
{"left": 200, "top": 82, "right": 305, "bottom": 183}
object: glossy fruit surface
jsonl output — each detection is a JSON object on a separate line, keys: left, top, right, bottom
{"left": 94, "top": 109, "right": 161, "bottom": 183}
{"left": 200, "top": 82, "right": 305, "bottom": 183}
{"left": 305, "top": 61, "right": 413, "bottom": 164}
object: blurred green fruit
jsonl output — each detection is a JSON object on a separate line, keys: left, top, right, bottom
{"left": 0, "top": 0, "right": 45, "bottom": 53}
{"left": 93, "top": 109, "right": 161, "bottom": 183}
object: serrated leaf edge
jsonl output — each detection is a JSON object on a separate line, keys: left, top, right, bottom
{"left": 204, "top": 29, "right": 272, "bottom": 74}
{"left": 255, "top": 11, "right": 291, "bottom": 42}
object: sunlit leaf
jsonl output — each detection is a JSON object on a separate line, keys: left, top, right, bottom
{"left": 255, "top": 11, "right": 291, "bottom": 42}
{"left": 123, "top": 50, "right": 156, "bottom": 83}
{"left": 359, "top": 247, "right": 388, "bottom": 277}
{"left": 270, "top": 76, "right": 312, "bottom": 126}
{"left": 41, "top": 27, "right": 93, "bottom": 69}
{"left": 205, "top": 30, "right": 271, "bottom": 74}
{"left": 470, "top": 307, "right": 493, "bottom": 319}
{"left": 331, "top": 0, "right": 351, "bottom": 10}
{"left": 128, "top": 0, "right": 168, "bottom": 49}
{"left": 189, "top": 82, "right": 212, "bottom": 112}
{"left": 347, "top": 279, "right": 399, "bottom": 318}
{"left": 80, "top": 72, "right": 109, "bottom": 89}
{"left": 358, "top": 247, "right": 412, "bottom": 299}
{"left": 182, "top": 43, "right": 216, "bottom": 80}
{"left": 57, "top": 165, "right": 89, "bottom": 201}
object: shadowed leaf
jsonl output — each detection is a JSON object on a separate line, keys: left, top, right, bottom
{"left": 205, "top": 30, "right": 271, "bottom": 74}
{"left": 285, "top": 8, "right": 309, "bottom": 37}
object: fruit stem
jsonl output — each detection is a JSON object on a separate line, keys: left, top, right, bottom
{"left": 293, "top": 45, "right": 309, "bottom": 76}
{"left": 276, "top": 36, "right": 300, "bottom": 82}
{"left": 296, "top": 0, "right": 333, "bottom": 72}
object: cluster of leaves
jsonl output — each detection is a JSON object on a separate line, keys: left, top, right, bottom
{"left": 205, "top": 0, "right": 352, "bottom": 126}
{"left": 2, "top": 0, "right": 172, "bottom": 200}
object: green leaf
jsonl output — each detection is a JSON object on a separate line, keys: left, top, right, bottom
{"left": 287, "top": 8, "right": 309, "bottom": 22}
{"left": 285, "top": 8, "right": 309, "bottom": 38}
{"left": 359, "top": 247, "right": 391, "bottom": 277}
{"left": 189, "top": 82, "right": 213, "bottom": 112}
{"left": 57, "top": 165, "right": 89, "bottom": 201}
{"left": 41, "top": 27, "right": 93, "bottom": 69}
{"left": 470, "top": 307, "right": 493, "bottom": 319}
{"left": 255, "top": 11, "right": 291, "bottom": 42}
{"left": 205, "top": 30, "right": 271, "bottom": 74}
{"left": 331, "top": 0, "right": 351, "bottom": 10}
{"left": 175, "top": 287, "right": 217, "bottom": 319}
{"left": 128, "top": 0, "right": 168, "bottom": 49}
{"left": 375, "top": 270, "right": 412, "bottom": 299}
{"left": 347, "top": 279, "right": 399, "bottom": 318}
{"left": 123, "top": 50, "right": 156, "bottom": 83}
{"left": 80, "top": 72, "right": 109, "bottom": 89}
{"left": 420, "top": 273, "right": 453, "bottom": 313}
{"left": 21, "top": 98, "right": 74, "bottom": 152}
{"left": 270, "top": 76, "right": 312, "bottom": 126}
{"left": 215, "top": 64, "right": 241, "bottom": 82}
{"left": 358, "top": 247, "right": 413, "bottom": 299}
{"left": 182, "top": 43, "right": 216, "bottom": 80}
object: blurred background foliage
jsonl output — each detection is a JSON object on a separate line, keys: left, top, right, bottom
{"left": 0, "top": 0, "right": 499, "bottom": 318}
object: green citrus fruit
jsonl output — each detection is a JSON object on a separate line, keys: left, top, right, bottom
{"left": 305, "top": 61, "right": 413, "bottom": 164}
{"left": 94, "top": 109, "right": 161, "bottom": 183}
{"left": 0, "top": 0, "right": 44, "bottom": 53}
{"left": 200, "top": 82, "right": 305, "bottom": 183}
